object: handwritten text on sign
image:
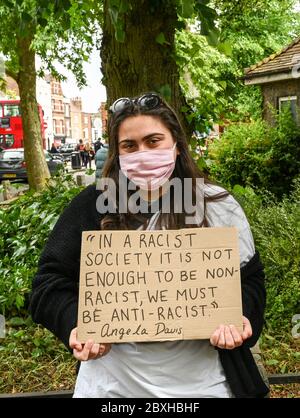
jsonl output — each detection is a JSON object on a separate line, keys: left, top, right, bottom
{"left": 77, "top": 228, "right": 243, "bottom": 343}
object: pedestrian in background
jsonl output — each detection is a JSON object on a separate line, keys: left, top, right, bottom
{"left": 50, "top": 143, "right": 59, "bottom": 154}
{"left": 83, "top": 142, "right": 93, "bottom": 169}
{"left": 93, "top": 137, "right": 103, "bottom": 153}
{"left": 95, "top": 138, "right": 109, "bottom": 180}
{"left": 76, "top": 139, "right": 85, "bottom": 167}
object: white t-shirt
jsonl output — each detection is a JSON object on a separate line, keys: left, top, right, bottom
{"left": 73, "top": 185, "right": 255, "bottom": 398}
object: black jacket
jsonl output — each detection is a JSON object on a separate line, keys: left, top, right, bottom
{"left": 29, "top": 185, "right": 269, "bottom": 398}
{"left": 218, "top": 253, "right": 269, "bottom": 397}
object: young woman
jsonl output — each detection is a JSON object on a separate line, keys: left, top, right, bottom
{"left": 30, "top": 93, "right": 269, "bottom": 398}
{"left": 83, "top": 142, "right": 93, "bottom": 169}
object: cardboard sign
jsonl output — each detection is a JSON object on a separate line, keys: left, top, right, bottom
{"left": 77, "top": 227, "right": 243, "bottom": 343}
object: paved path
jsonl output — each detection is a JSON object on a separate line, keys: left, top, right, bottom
{"left": 0, "top": 184, "right": 29, "bottom": 203}
{"left": 0, "top": 165, "right": 96, "bottom": 203}
{"left": 65, "top": 162, "right": 96, "bottom": 186}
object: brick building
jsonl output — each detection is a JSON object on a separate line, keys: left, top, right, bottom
{"left": 70, "top": 97, "right": 83, "bottom": 142}
{"left": 0, "top": 76, "right": 19, "bottom": 99}
{"left": 100, "top": 102, "right": 108, "bottom": 135}
{"left": 51, "top": 77, "right": 66, "bottom": 144}
{"left": 64, "top": 98, "right": 72, "bottom": 141}
{"left": 82, "top": 112, "right": 92, "bottom": 143}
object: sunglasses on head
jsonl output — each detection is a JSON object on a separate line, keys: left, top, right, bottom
{"left": 109, "top": 93, "right": 162, "bottom": 114}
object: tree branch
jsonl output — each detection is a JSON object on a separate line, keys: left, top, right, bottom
{"left": 4, "top": 68, "right": 19, "bottom": 83}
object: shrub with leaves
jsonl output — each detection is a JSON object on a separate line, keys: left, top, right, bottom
{"left": 0, "top": 173, "right": 83, "bottom": 317}
{"left": 232, "top": 179, "right": 300, "bottom": 333}
{"left": 208, "top": 108, "right": 300, "bottom": 197}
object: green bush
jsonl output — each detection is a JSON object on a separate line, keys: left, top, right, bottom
{"left": 208, "top": 109, "right": 300, "bottom": 197}
{"left": 232, "top": 179, "right": 300, "bottom": 333}
{"left": 0, "top": 173, "right": 83, "bottom": 317}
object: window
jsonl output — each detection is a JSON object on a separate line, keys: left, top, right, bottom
{"left": 5, "top": 135, "right": 14, "bottom": 148}
{"left": 65, "top": 104, "right": 70, "bottom": 117}
{"left": 65, "top": 120, "right": 71, "bottom": 137}
{"left": 54, "top": 119, "right": 64, "bottom": 135}
{"left": 0, "top": 118, "right": 10, "bottom": 128}
{"left": 60, "top": 120, "right": 65, "bottom": 135}
{"left": 52, "top": 83, "right": 60, "bottom": 95}
{"left": 279, "top": 96, "right": 298, "bottom": 122}
{"left": 0, "top": 134, "right": 15, "bottom": 148}
{"left": 3, "top": 104, "right": 21, "bottom": 117}
{"left": 53, "top": 99, "right": 62, "bottom": 112}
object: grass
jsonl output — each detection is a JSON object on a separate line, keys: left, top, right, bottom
{"left": 270, "top": 384, "right": 300, "bottom": 398}
{"left": 0, "top": 319, "right": 76, "bottom": 394}
{"left": 85, "top": 168, "right": 95, "bottom": 176}
{"left": 261, "top": 332, "right": 300, "bottom": 398}
{"left": 0, "top": 320, "right": 299, "bottom": 397}
{"left": 260, "top": 332, "right": 300, "bottom": 375}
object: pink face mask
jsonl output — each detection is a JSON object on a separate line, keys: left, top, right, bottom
{"left": 119, "top": 143, "right": 177, "bottom": 190}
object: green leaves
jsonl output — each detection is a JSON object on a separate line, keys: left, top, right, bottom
{"left": 174, "top": 0, "right": 300, "bottom": 130}
{"left": 0, "top": 319, "right": 77, "bottom": 393}
{"left": 0, "top": 0, "right": 100, "bottom": 89}
{"left": 217, "top": 41, "right": 232, "bottom": 56}
{"left": 158, "top": 84, "right": 172, "bottom": 102}
{"left": 176, "top": 29, "right": 232, "bottom": 132}
{"left": 115, "top": 26, "right": 125, "bottom": 42}
{"left": 0, "top": 173, "right": 83, "bottom": 317}
{"left": 179, "top": 0, "right": 195, "bottom": 18}
{"left": 208, "top": 118, "right": 300, "bottom": 334}
{"left": 208, "top": 114, "right": 300, "bottom": 197}
{"left": 194, "top": 0, "right": 219, "bottom": 41}
{"left": 155, "top": 32, "right": 169, "bottom": 45}
{"left": 176, "top": 0, "right": 221, "bottom": 47}
{"left": 107, "top": 0, "right": 130, "bottom": 42}
{"left": 265, "top": 359, "right": 279, "bottom": 366}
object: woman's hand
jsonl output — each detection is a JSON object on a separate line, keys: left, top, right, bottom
{"left": 69, "top": 327, "right": 112, "bottom": 361}
{"left": 210, "top": 316, "right": 252, "bottom": 350}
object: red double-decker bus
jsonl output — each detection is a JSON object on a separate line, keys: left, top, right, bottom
{"left": 0, "top": 100, "right": 46, "bottom": 150}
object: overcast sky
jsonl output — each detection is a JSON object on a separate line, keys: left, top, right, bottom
{"left": 60, "top": 47, "right": 107, "bottom": 113}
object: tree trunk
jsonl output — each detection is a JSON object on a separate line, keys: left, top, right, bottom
{"left": 101, "top": 0, "right": 190, "bottom": 134}
{"left": 17, "top": 34, "right": 50, "bottom": 191}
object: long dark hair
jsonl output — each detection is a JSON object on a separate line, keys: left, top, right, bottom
{"left": 100, "top": 95, "right": 227, "bottom": 230}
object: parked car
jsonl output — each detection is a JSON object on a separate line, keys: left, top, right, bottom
{"left": 0, "top": 148, "right": 64, "bottom": 182}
